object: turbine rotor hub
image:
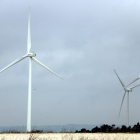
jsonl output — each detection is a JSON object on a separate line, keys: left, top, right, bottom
{"left": 27, "top": 53, "right": 36, "bottom": 57}
{"left": 126, "top": 88, "right": 132, "bottom": 92}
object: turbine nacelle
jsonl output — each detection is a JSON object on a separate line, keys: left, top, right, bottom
{"left": 126, "top": 88, "right": 132, "bottom": 92}
{"left": 27, "top": 53, "right": 36, "bottom": 57}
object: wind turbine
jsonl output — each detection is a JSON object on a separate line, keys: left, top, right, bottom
{"left": 0, "top": 8, "right": 62, "bottom": 132}
{"left": 114, "top": 70, "right": 140, "bottom": 127}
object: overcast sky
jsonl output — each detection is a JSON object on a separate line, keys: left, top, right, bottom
{"left": 0, "top": 0, "right": 140, "bottom": 127}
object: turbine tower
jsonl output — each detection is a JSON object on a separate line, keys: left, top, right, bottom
{"left": 114, "top": 70, "right": 140, "bottom": 127}
{"left": 0, "top": 8, "right": 62, "bottom": 132}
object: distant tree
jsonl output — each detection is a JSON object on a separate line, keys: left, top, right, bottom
{"left": 114, "top": 127, "right": 120, "bottom": 133}
{"left": 127, "top": 126, "right": 131, "bottom": 132}
{"left": 86, "top": 130, "right": 91, "bottom": 133}
{"left": 111, "top": 124, "right": 115, "bottom": 132}
{"left": 80, "top": 128, "right": 86, "bottom": 133}
{"left": 91, "top": 126, "right": 100, "bottom": 133}
{"left": 121, "top": 125, "right": 127, "bottom": 132}
{"left": 75, "top": 122, "right": 140, "bottom": 133}
{"left": 100, "top": 124, "right": 111, "bottom": 133}
{"left": 132, "top": 122, "right": 140, "bottom": 132}
{"left": 75, "top": 130, "right": 79, "bottom": 133}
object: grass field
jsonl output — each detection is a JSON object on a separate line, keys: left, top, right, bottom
{"left": 0, "top": 133, "right": 140, "bottom": 140}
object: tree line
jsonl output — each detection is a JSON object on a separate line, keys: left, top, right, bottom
{"left": 75, "top": 122, "right": 140, "bottom": 133}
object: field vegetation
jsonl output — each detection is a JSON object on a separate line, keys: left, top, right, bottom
{"left": 1, "top": 123, "right": 140, "bottom": 140}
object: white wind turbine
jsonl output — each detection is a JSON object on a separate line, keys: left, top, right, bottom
{"left": 114, "top": 70, "right": 140, "bottom": 127}
{"left": 0, "top": 8, "right": 62, "bottom": 132}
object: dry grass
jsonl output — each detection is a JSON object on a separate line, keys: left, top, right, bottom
{"left": 0, "top": 133, "right": 140, "bottom": 140}
{"left": 28, "top": 134, "right": 39, "bottom": 140}
{"left": 0, "top": 137, "right": 5, "bottom": 140}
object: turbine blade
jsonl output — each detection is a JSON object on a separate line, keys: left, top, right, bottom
{"left": 118, "top": 91, "right": 126, "bottom": 118}
{"left": 32, "top": 57, "right": 62, "bottom": 79}
{"left": 130, "top": 84, "right": 140, "bottom": 90}
{"left": 125, "top": 77, "right": 139, "bottom": 88}
{"left": 27, "top": 7, "right": 31, "bottom": 53}
{"left": 119, "top": 77, "right": 140, "bottom": 91}
{"left": 114, "top": 69, "right": 125, "bottom": 88}
{"left": 0, "top": 55, "right": 27, "bottom": 73}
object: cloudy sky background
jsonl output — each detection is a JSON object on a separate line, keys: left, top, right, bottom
{"left": 0, "top": 0, "right": 140, "bottom": 127}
